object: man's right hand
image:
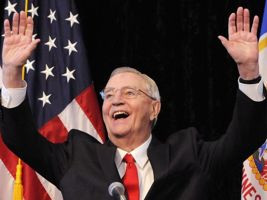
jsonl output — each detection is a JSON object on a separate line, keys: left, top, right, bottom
{"left": 2, "top": 11, "right": 40, "bottom": 88}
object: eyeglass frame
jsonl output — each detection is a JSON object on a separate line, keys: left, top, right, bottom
{"left": 100, "top": 86, "right": 157, "bottom": 101}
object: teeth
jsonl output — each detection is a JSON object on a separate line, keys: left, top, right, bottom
{"left": 113, "top": 111, "right": 128, "bottom": 118}
{"left": 113, "top": 111, "right": 129, "bottom": 119}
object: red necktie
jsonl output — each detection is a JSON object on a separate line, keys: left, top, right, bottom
{"left": 122, "top": 154, "right": 140, "bottom": 200}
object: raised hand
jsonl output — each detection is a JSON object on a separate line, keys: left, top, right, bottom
{"left": 2, "top": 11, "right": 40, "bottom": 88}
{"left": 218, "top": 7, "right": 259, "bottom": 80}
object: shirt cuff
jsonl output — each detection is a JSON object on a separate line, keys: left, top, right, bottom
{"left": 238, "top": 78, "right": 265, "bottom": 102}
{"left": 1, "top": 81, "right": 27, "bottom": 108}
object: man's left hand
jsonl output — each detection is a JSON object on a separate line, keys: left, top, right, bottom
{"left": 218, "top": 7, "right": 259, "bottom": 80}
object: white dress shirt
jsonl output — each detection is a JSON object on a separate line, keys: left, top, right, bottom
{"left": 115, "top": 135, "right": 153, "bottom": 200}
{"left": 1, "top": 80, "right": 27, "bottom": 108}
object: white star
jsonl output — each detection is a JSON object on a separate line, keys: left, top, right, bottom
{"left": 38, "top": 92, "right": 52, "bottom": 107}
{"left": 62, "top": 67, "right": 76, "bottom": 82}
{"left": 48, "top": 9, "right": 57, "bottom": 24}
{"left": 65, "top": 12, "right": 79, "bottom": 27}
{"left": 25, "top": 59, "right": 35, "bottom": 73}
{"left": 28, "top": 3, "right": 39, "bottom": 19}
{"left": 45, "top": 36, "right": 57, "bottom": 51}
{"left": 41, "top": 64, "right": 55, "bottom": 80}
{"left": 32, "top": 34, "right": 37, "bottom": 40}
{"left": 64, "top": 40, "right": 78, "bottom": 55}
{"left": 5, "top": 1, "right": 17, "bottom": 16}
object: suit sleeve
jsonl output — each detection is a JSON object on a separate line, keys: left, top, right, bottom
{"left": 0, "top": 98, "right": 72, "bottom": 188}
{"left": 197, "top": 89, "right": 267, "bottom": 176}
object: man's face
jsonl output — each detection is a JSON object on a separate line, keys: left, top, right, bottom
{"left": 102, "top": 72, "right": 160, "bottom": 142}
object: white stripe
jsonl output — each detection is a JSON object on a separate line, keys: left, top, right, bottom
{"left": 0, "top": 160, "right": 15, "bottom": 200}
{"left": 58, "top": 99, "right": 103, "bottom": 143}
{"left": 259, "top": 46, "right": 267, "bottom": 83}
{"left": 36, "top": 173, "right": 63, "bottom": 200}
{"left": 0, "top": 66, "right": 2, "bottom": 89}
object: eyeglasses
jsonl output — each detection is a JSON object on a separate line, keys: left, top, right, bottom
{"left": 100, "top": 86, "right": 156, "bottom": 101}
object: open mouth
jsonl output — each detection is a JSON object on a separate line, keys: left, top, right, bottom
{"left": 112, "top": 111, "right": 129, "bottom": 120}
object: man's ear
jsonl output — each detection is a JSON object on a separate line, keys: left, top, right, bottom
{"left": 150, "top": 100, "right": 161, "bottom": 121}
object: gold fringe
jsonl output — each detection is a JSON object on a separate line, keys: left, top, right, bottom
{"left": 13, "top": 159, "right": 23, "bottom": 200}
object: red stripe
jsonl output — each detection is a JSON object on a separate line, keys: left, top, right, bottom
{"left": 22, "top": 162, "right": 52, "bottom": 200}
{"left": 0, "top": 135, "right": 17, "bottom": 177}
{"left": 75, "top": 84, "right": 106, "bottom": 142}
{"left": 0, "top": 135, "right": 52, "bottom": 200}
{"left": 39, "top": 116, "right": 69, "bottom": 143}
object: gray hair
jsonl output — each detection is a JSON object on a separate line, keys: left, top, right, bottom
{"left": 109, "top": 67, "right": 161, "bottom": 101}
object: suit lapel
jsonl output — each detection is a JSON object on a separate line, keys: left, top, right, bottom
{"left": 97, "top": 137, "right": 170, "bottom": 182}
{"left": 147, "top": 137, "right": 170, "bottom": 180}
{"left": 96, "top": 141, "right": 122, "bottom": 184}
{"left": 145, "top": 137, "right": 170, "bottom": 199}
{"left": 97, "top": 137, "right": 170, "bottom": 200}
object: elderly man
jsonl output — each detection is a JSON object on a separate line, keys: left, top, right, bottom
{"left": 1, "top": 7, "right": 267, "bottom": 200}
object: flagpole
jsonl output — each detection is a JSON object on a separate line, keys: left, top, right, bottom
{"left": 22, "top": 0, "right": 29, "bottom": 80}
{"left": 25, "top": 0, "right": 29, "bottom": 14}
{"left": 13, "top": 1, "right": 29, "bottom": 199}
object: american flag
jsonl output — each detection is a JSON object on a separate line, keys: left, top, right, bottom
{"left": 0, "top": 0, "right": 106, "bottom": 199}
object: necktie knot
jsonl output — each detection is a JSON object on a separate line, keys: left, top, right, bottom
{"left": 123, "top": 154, "right": 135, "bottom": 164}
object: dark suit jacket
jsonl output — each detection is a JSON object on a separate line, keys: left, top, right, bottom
{"left": 1, "top": 90, "right": 267, "bottom": 200}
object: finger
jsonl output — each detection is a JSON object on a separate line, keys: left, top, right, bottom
{"left": 25, "top": 16, "right": 34, "bottom": 38}
{"left": 4, "top": 19, "right": 11, "bottom": 38}
{"left": 228, "top": 13, "right": 236, "bottom": 38}
{"left": 251, "top": 15, "right": 259, "bottom": 35}
{"left": 243, "top": 8, "right": 250, "bottom": 32}
{"left": 236, "top": 7, "right": 244, "bottom": 32}
{"left": 19, "top": 11, "right": 27, "bottom": 35}
{"left": 12, "top": 12, "right": 19, "bottom": 35}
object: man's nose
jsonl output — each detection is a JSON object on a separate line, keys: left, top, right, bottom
{"left": 111, "top": 92, "right": 125, "bottom": 106}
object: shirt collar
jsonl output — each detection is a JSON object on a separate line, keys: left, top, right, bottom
{"left": 115, "top": 134, "right": 152, "bottom": 169}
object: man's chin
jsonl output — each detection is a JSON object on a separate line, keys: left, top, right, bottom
{"left": 108, "top": 131, "right": 130, "bottom": 139}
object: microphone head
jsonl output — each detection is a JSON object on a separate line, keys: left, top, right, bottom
{"left": 108, "top": 182, "right": 125, "bottom": 197}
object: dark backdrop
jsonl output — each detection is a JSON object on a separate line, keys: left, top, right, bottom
{"left": 0, "top": 0, "right": 265, "bottom": 199}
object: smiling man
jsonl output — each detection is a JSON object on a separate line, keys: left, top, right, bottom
{"left": 1, "top": 7, "right": 267, "bottom": 200}
{"left": 102, "top": 68, "right": 161, "bottom": 152}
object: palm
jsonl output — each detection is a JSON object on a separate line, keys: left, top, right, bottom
{"left": 3, "top": 34, "right": 32, "bottom": 68}
{"left": 227, "top": 31, "right": 258, "bottom": 65}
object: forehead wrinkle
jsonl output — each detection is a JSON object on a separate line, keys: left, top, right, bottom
{"left": 104, "top": 87, "right": 115, "bottom": 92}
{"left": 106, "top": 72, "right": 147, "bottom": 90}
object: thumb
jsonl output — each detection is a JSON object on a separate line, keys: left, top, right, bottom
{"left": 25, "top": 39, "right": 40, "bottom": 56}
{"left": 218, "top": 36, "right": 229, "bottom": 49}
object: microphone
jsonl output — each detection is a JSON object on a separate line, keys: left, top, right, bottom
{"left": 108, "top": 182, "right": 127, "bottom": 200}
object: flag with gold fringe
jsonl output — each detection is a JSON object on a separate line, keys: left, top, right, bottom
{"left": 241, "top": 1, "right": 267, "bottom": 199}
{"left": 0, "top": 0, "right": 106, "bottom": 199}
